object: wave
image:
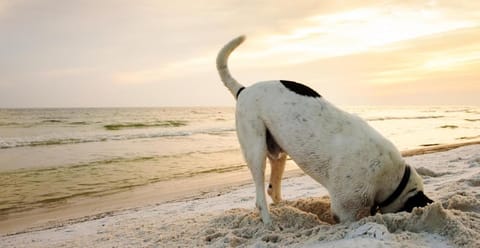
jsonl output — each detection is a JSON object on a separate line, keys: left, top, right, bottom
{"left": 0, "top": 127, "right": 235, "bottom": 149}
{"left": 0, "top": 120, "right": 90, "bottom": 127}
{"left": 420, "top": 143, "right": 441, "bottom": 147}
{"left": 439, "top": 125, "right": 459, "bottom": 129}
{"left": 0, "top": 122, "right": 21, "bottom": 126}
{"left": 445, "top": 109, "right": 480, "bottom": 114}
{"left": 41, "top": 119, "right": 64, "bottom": 123}
{"left": 0, "top": 154, "right": 163, "bottom": 215}
{"left": 171, "top": 164, "right": 246, "bottom": 178}
{"left": 43, "top": 120, "right": 90, "bottom": 125}
{"left": 0, "top": 187, "right": 144, "bottom": 216}
{"left": 0, "top": 132, "right": 190, "bottom": 149}
{"left": 70, "top": 156, "right": 158, "bottom": 169}
{"left": 104, "top": 120, "right": 187, "bottom": 130}
{"left": 366, "top": 115, "right": 445, "bottom": 121}
{"left": 456, "top": 135, "right": 480, "bottom": 140}
{"left": 0, "top": 138, "right": 88, "bottom": 148}
{"left": 0, "top": 119, "right": 188, "bottom": 129}
{"left": 0, "top": 151, "right": 246, "bottom": 216}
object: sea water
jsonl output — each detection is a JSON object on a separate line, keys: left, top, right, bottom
{"left": 0, "top": 106, "right": 479, "bottom": 216}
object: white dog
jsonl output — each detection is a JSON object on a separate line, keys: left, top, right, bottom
{"left": 216, "top": 35, "right": 433, "bottom": 225}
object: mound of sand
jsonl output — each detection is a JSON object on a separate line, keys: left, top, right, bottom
{"left": 415, "top": 166, "right": 450, "bottom": 177}
{"left": 204, "top": 195, "right": 479, "bottom": 247}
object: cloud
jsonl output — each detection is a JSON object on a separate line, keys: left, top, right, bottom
{"left": 0, "top": 0, "right": 16, "bottom": 18}
{"left": 423, "top": 50, "right": 480, "bottom": 71}
{"left": 112, "top": 55, "right": 213, "bottom": 85}
{"left": 0, "top": 2, "right": 5, "bottom": 17}
{"left": 368, "top": 27, "right": 480, "bottom": 85}
{"left": 238, "top": 4, "right": 477, "bottom": 66}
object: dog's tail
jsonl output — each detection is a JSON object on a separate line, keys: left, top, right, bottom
{"left": 216, "top": 35, "right": 246, "bottom": 99}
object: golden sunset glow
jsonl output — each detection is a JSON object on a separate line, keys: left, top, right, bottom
{"left": 423, "top": 51, "right": 480, "bottom": 71}
{"left": 0, "top": 0, "right": 479, "bottom": 107}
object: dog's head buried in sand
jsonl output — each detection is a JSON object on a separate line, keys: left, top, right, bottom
{"left": 216, "top": 35, "right": 433, "bottom": 225}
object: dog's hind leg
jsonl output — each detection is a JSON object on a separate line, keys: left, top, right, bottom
{"left": 236, "top": 114, "right": 271, "bottom": 224}
{"left": 267, "top": 153, "right": 286, "bottom": 204}
{"left": 266, "top": 129, "right": 286, "bottom": 204}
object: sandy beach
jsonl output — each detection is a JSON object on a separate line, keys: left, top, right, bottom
{"left": 1, "top": 142, "right": 480, "bottom": 247}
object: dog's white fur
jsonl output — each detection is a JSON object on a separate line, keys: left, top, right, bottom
{"left": 217, "top": 35, "right": 426, "bottom": 224}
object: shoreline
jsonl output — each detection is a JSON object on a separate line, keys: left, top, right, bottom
{"left": 1, "top": 140, "right": 480, "bottom": 236}
{"left": 0, "top": 163, "right": 303, "bottom": 235}
{"left": 401, "top": 140, "right": 480, "bottom": 157}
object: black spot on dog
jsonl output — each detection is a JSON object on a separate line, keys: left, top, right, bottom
{"left": 280, "top": 80, "right": 321, "bottom": 98}
{"left": 268, "top": 184, "right": 272, "bottom": 189}
{"left": 400, "top": 191, "right": 434, "bottom": 212}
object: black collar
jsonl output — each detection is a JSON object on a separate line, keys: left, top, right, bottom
{"left": 371, "top": 165, "right": 411, "bottom": 215}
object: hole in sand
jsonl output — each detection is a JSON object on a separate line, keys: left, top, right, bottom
{"left": 282, "top": 196, "right": 336, "bottom": 225}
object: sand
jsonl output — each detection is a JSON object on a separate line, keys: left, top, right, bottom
{"left": 1, "top": 144, "right": 479, "bottom": 247}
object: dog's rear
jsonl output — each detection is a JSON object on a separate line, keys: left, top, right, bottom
{"left": 216, "top": 36, "right": 282, "bottom": 224}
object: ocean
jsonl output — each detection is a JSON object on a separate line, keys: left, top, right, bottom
{"left": 0, "top": 106, "right": 479, "bottom": 218}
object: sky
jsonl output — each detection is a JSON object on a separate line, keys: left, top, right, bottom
{"left": 0, "top": 0, "right": 479, "bottom": 108}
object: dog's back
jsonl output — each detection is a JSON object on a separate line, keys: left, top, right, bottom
{"left": 235, "top": 80, "right": 401, "bottom": 187}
